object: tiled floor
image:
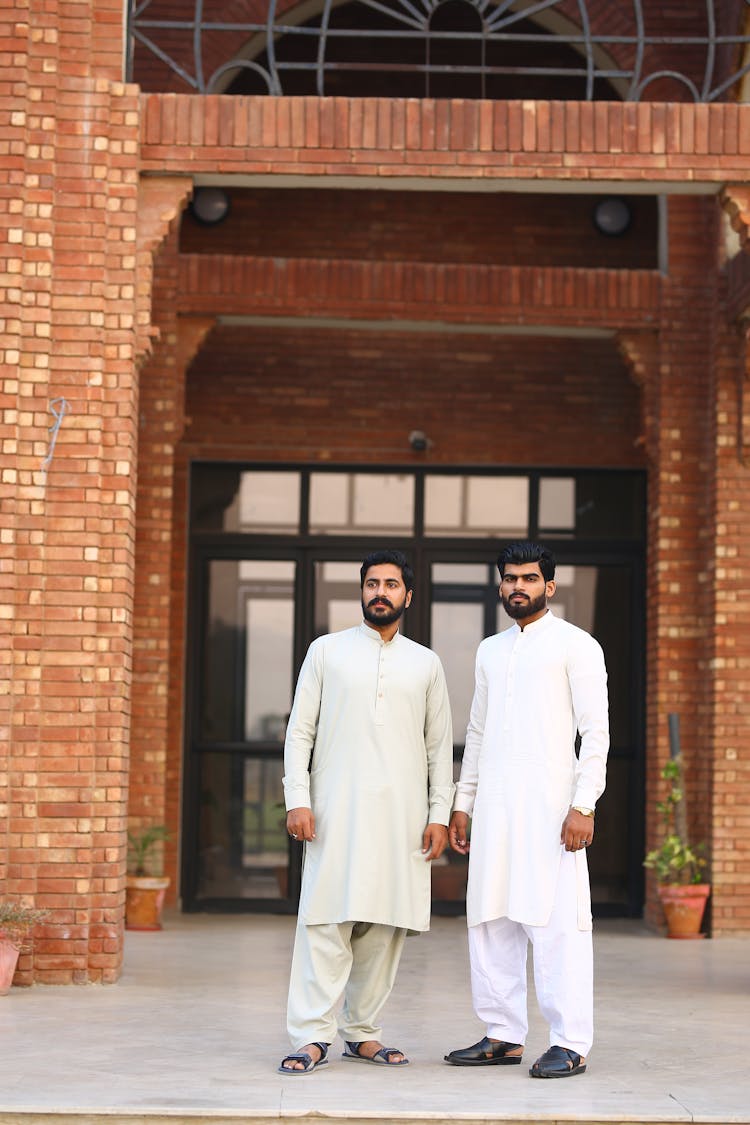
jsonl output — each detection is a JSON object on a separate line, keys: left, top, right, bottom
{"left": 0, "top": 913, "right": 748, "bottom": 1124}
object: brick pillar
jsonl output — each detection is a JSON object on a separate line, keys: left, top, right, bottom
{"left": 0, "top": 3, "right": 145, "bottom": 982}
{"left": 130, "top": 193, "right": 213, "bottom": 894}
{"left": 621, "top": 195, "right": 718, "bottom": 932}
{"left": 714, "top": 185, "right": 750, "bottom": 933}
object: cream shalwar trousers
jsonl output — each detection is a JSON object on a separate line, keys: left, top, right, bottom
{"left": 468, "top": 850, "right": 594, "bottom": 1057}
{"left": 287, "top": 919, "right": 408, "bottom": 1049}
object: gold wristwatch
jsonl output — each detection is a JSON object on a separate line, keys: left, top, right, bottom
{"left": 572, "top": 806, "right": 595, "bottom": 818}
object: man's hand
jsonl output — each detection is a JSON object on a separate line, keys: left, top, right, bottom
{"left": 448, "top": 811, "right": 470, "bottom": 855}
{"left": 286, "top": 807, "right": 316, "bottom": 842}
{"left": 561, "top": 807, "right": 595, "bottom": 852}
{"left": 422, "top": 823, "right": 449, "bottom": 860}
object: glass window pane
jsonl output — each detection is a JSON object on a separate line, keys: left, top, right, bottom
{"left": 424, "top": 477, "right": 463, "bottom": 532}
{"left": 196, "top": 755, "right": 288, "bottom": 901}
{"left": 244, "top": 597, "right": 294, "bottom": 740}
{"left": 191, "top": 467, "right": 300, "bottom": 533}
{"left": 431, "top": 601, "right": 484, "bottom": 743}
{"left": 202, "top": 559, "right": 295, "bottom": 742}
{"left": 309, "top": 473, "right": 414, "bottom": 534}
{"left": 432, "top": 563, "right": 488, "bottom": 584}
{"left": 309, "top": 474, "right": 350, "bottom": 531}
{"left": 314, "top": 560, "right": 362, "bottom": 636}
{"left": 539, "top": 477, "right": 575, "bottom": 532}
{"left": 237, "top": 472, "right": 300, "bottom": 532}
{"left": 538, "top": 473, "right": 645, "bottom": 540}
{"left": 425, "top": 475, "right": 528, "bottom": 537}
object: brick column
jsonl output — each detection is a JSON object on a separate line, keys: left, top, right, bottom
{"left": 629, "top": 199, "right": 718, "bottom": 931}
{"left": 131, "top": 193, "right": 212, "bottom": 894}
{"left": 0, "top": 4, "right": 141, "bottom": 981}
{"left": 714, "top": 186, "right": 750, "bottom": 933}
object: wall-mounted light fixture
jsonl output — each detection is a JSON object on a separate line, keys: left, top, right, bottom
{"left": 592, "top": 197, "right": 632, "bottom": 237}
{"left": 409, "top": 430, "right": 431, "bottom": 452}
{"left": 190, "top": 187, "right": 231, "bottom": 226}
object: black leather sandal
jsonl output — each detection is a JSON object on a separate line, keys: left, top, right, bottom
{"left": 444, "top": 1036, "right": 524, "bottom": 1066}
{"left": 529, "top": 1045, "right": 586, "bottom": 1078}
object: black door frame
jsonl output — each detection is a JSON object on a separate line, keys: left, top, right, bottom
{"left": 181, "top": 464, "right": 646, "bottom": 917}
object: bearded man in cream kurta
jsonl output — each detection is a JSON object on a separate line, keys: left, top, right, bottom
{"left": 278, "top": 550, "right": 454, "bottom": 1075}
{"left": 445, "top": 541, "right": 609, "bottom": 1080}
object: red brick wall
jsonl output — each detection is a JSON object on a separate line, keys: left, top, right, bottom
{"left": 0, "top": 2, "right": 141, "bottom": 982}
{"left": 180, "top": 326, "right": 642, "bottom": 467}
{"left": 641, "top": 196, "right": 719, "bottom": 927}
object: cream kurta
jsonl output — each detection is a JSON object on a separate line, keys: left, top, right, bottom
{"left": 283, "top": 622, "right": 454, "bottom": 933}
{"left": 454, "top": 609, "right": 609, "bottom": 930}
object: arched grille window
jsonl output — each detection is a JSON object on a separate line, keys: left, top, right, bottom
{"left": 128, "top": 0, "right": 750, "bottom": 102}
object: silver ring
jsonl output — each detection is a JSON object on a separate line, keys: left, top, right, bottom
{"left": 291, "top": 833, "right": 298, "bottom": 839}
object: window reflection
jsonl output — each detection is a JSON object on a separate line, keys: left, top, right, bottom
{"left": 202, "top": 560, "right": 295, "bottom": 742}
{"left": 314, "top": 561, "right": 362, "bottom": 636}
{"left": 425, "top": 475, "right": 528, "bottom": 537}
{"left": 191, "top": 467, "right": 300, "bottom": 532}
{"left": 197, "top": 756, "right": 287, "bottom": 901}
{"left": 539, "top": 477, "right": 575, "bottom": 532}
{"left": 431, "top": 601, "right": 484, "bottom": 742}
{"left": 310, "top": 473, "right": 414, "bottom": 534}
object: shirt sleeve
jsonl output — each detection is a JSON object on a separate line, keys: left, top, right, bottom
{"left": 282, "top": 639, "right": 323, "bottom": 811}
{"left": 425, "top": 655, "right": 456, "bottom": 825}
{"left": 569, "top": 633, "right": 610, "bottom": 811}
{"left": 452, "top": 645, "right": 487, "bottom": 817}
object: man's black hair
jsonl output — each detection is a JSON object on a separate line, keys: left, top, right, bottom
{"left": 360, "top": 549, "right": 415, "bottom": 592}
{"left": 497, "top": 541, "right": 556, "bottom": 583}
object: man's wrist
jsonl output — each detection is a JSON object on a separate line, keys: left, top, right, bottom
{"left": 572, "top": 805, "right": 595, "bottom": 818}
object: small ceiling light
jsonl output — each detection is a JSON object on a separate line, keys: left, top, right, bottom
{"left": 190, "top": 187, "right": 231, "bottom": 226}
{"left": 593, "top": 197, "right": 632, "bottom": 237}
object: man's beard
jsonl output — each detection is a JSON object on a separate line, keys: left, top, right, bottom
{"left": 362, "top": 596, "right": 407, "bottom": 628}
{"left": 502, "top": 590, "right": 547, "bottom": 621}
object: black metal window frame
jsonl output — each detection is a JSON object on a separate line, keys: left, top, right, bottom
{"left": 128, "top": 0, "right": 750, "bottom": 102}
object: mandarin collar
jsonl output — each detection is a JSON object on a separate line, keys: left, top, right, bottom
{"left": 359, "top": 621, "right": 400, "bottom": 645}
{"left": 514, "top": 608, "right": 555, "bottom": 636}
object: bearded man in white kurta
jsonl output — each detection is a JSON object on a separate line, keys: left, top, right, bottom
{"left": 445, "top": 541, "right": 608, "bottom": 1080}
{"left": 278, "top": 550, "right": 454, "bottom": 1076}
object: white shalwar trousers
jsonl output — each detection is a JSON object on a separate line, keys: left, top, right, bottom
{"left": 468, "top": 851, "right": 593, "bottom": 1057}
{"left": 287, "top": 919, "right": 407, "bottom": 1050}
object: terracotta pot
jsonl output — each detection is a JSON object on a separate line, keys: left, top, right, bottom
{"left": 0, "top": 938, "right": 21, "bottom": 995}
{"left": 125, "top": 875, "right": 171, "bottom": 931}
{"left": 657, "top": 882, "right": 710, "bottom": 939}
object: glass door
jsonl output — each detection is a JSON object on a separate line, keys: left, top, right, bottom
{"left": 185, "top": 556, "right": 298, "bottom": 909}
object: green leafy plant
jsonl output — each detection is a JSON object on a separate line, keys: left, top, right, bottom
{"left": 127, "top": 825, "right": 169, "bottom": 877}
{"left": 644, "top": 758, "right": 707, "bottom": 885}
{"left": 0, "top": 902, "right": 50, "bottom": 951}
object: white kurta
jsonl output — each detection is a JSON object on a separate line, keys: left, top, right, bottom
{"left": 454, "top": 609, "right": 609, "bottom": 930}
{"left": 283, "top": 622, "right": 455, "bottom": 933}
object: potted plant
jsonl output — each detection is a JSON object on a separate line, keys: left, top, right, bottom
{"left": 125, "top": 825, "right": 171, "bottom": 931}
{"left": 0, "top": 902, "right": 49, "bottom": 993}
{"left": 643, "top": 756, "right": 709, "bottom": 939}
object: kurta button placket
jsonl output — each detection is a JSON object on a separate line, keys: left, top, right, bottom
{"left": 375, "top": 641, "right": 386, "bottom": 725}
